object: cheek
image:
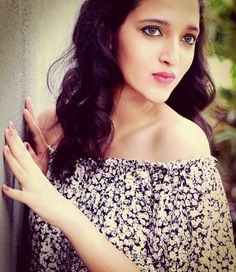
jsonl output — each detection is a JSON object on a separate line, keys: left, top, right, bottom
{"left": 117, "top": 38, "right": 150, "bottom": 81}
{"left": 117, "top": 39, "right": 138, "bottom": 69}
{"left": 116, "top": 26, "right": 151, "bottom": 72}
{"left": 180, "top": 51, "right": 195, "bottom": 75}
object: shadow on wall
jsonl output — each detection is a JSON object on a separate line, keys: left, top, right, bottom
{"left": 0, "top": 1, "right": 29, "bottom": 271}
{"left": 0, "top": 1, "right": 82, "bottom": 271}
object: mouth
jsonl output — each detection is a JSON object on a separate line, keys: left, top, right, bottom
{"left": 152, "top": 72, "right": 176, "bottom": 84}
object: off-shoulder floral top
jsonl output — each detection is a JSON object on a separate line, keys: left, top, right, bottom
{"left": 29, "top": 150, "right": 236, "bottom": 271}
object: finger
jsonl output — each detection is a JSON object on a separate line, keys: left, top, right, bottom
{"left": 24, "top": 97, "right": 48, "bottom": 153}
{"left": 25, "top": 97, "right": 37, "bottom": 122}
{"left": 23, "top": 109, "right": 48, "bottom": 154}
{"left": 5, "top": 124, "right": 42, "bottom": 176}
{"left": 24, "top": 142, "right": 49, "bottom": 174}
{"left": 24, "top": 142, "right": 37, "bottom": 161}
{"left": 3, "top": 145, "right": 30, "bottom": 187}
{"left": 2, "top": 184, "right": 26, "bottom": 203}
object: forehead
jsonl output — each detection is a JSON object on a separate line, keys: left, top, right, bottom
{"left": 129, "top": 0, "right": 200, "bottom": 27}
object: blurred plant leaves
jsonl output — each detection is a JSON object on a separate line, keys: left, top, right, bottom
{"left": 206, "top": 0, "right": 236, "bottom": 203}
{"left": 206, "top": 0, "right": 236, "bottom": 61}
{"left": 214, "top": 129, "right": 236, "bottom": 157}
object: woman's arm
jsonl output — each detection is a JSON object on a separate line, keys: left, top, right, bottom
{"left": 2, "top": 120, "right": 139, "bottom": 272}
{"left": 183, "top": 160, "right": 236, "bottom": 270}
{"left": 57, "top": 200, "right": 140, "bottom": 272}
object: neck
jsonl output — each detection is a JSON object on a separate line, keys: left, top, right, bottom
{"left": 111, "top": 84, "right": 165, "bottom": 137}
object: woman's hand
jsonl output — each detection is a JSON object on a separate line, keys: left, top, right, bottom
{"left": 2, "top": 121, "right": 71, "bottom": 227}
{"left": 23, "top": 97, "right": 49, "bottom": 174}
{"left": 2, "top": 121, "right": 140, "bottom": 272}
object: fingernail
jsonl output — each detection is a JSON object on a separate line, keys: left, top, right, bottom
{"left": 6, "top": 128, "right": 12, "bottom": 137}
{"left": 25, "top": 143, "right": 30, "bottom": 150}
{"left": 2, "top": 184, "right": 10, "bottom": 191}
{"left": 8, "top": 121, "right": 15, "bottom": 130}
{"left": 26, "top": 96, "right": 31, "bottom": 103}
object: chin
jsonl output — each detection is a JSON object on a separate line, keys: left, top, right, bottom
{"left": 141, "top": 88, "right": 173, "bottom": 104}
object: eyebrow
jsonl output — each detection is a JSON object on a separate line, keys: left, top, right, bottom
{"left": 139, "top": 18, "right": 200, "bottom": 33}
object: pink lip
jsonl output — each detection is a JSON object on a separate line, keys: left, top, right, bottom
{"left": 153, "top": 72, "right": 176, "bottom": 84}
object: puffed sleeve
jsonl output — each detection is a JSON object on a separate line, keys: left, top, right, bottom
{"left": 149, "top": 157, "right": 236, "bottom": 271}
{"left": 183, "top": 158, "right": 236, "bottom": 271}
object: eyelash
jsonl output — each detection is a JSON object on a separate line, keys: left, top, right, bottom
{"left": 141, "top": 26, "right": 197, "bottom": 46}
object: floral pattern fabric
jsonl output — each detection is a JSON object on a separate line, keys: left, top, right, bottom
{"left": 29, "top": 152, "right": 236, "bottom": 271}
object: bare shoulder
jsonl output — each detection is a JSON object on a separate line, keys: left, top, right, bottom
{"left": 155, "top": 106, "right": 211, "bottom": 161}
{"left": 37, "top": 105, "right": 63, "bottom": 148}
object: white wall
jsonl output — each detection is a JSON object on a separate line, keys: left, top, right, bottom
{"left": 0, "top": 1, "right": 82, "bottom": 271}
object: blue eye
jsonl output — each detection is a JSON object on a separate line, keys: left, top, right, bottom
{"left": 182, "top": 34, "right": 197, "bottom": 45}
{"left": 141, "top": 26, "right": 162, "bottom": 37}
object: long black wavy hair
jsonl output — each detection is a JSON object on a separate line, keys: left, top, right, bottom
{"left": 48, "top": 0, "right": 216, "bottom": 180}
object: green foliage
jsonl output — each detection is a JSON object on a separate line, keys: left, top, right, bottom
{"left": 219, "top": 86, "right": 236, "bottom": 109}
{"left": 214, "top": 129, "right": 236, "bottom": 157}
{"left": 206, "top": 0, "right": 236, "bottom": 62}
{"left": 206, "top": 0, "right": 236, "bottom": 202}
{"left": 206, "top": 0, "right": 236, "bottom": 108}
{"left": 232, "top": 63, "right": 236, "bottom": 88}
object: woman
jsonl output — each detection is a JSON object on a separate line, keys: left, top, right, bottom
{"left": 2, "top": 0, "right": 236, "bottom": 271}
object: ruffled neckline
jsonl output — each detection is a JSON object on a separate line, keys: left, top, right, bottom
{"left": 48, "top": 146, "right": 218, "bottom": 169}
{"left": 98, "top": 155, "right": 217, "bottom": 165}
{"left": 76, "top": 155, "right": 218, "bottom": 170}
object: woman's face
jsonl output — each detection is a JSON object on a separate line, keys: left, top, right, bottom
{"left": 115, "top": 0, "right": 200, "bottom": 103}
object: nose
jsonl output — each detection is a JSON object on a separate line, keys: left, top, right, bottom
{"left": 159, "top": 39, "right": 180, "bottom": 66}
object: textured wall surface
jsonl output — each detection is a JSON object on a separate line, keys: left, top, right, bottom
{"left": 0, "top": 1, "right": 82, "bottom": 271}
